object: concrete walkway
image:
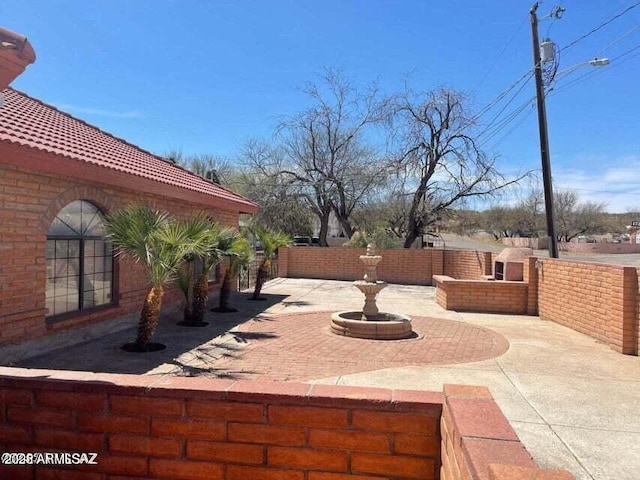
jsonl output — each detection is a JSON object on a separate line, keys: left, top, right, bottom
{"left": 259, "top": 279, "right": 640, "bottom": 480}
{"left": 14, "top": 278, "right": 640, "bottom": 480}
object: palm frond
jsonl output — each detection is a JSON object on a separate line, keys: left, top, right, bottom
{"left": 252, "top": 226, "right": 293, "bottom": 257}
{"left": 104, "top": 204, "right": 171, "bottom": 266}
{"left": 229, "top": 237, "right": 255, "bottom": 273}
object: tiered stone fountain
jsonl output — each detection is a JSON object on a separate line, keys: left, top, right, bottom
{"left": 330, "top": 245, "right": 413, "bottom": 340}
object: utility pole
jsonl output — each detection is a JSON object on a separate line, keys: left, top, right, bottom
{"left": 530, "top": 2, "right": 559, "bottom": 258}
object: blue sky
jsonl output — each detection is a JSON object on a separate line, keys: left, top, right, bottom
{"left": 4, "top": 1, "right": 640, "bottom": 212}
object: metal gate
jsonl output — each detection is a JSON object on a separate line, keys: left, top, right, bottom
{"left": 237, "top": 252, "right": 279, "bottom": 291}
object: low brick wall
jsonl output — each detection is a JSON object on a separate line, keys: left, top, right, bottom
{"left": 0, "top": 368, "right": 573, "bottom": 480}
{"left": 434, "top": 255, "right": 640, "bottom": 356}
{"left": 280, "top": 247, "right": 438, "bottom": 285}
{"left": 0, "top": 367, "right": 442, "bottom": 479}
{"left": 440, "top": 385, "right": 573, "bottom": 480}
{"left": 433, "top": 276, "right": 529, "bottom": 315}
{"left": 443, "top": 250, "right": 493, "bottom": 281}
{"left": 503, "top": 237, "right": 549, "bottom": 249}
{"left": 558, "top": 242, "right": 640, "bottom": 254}
{"left": 637, "top": 267, "right": 640, "bottom": 355}
{"left": 278, "top": 247, "right": 491, "bottom": 285}
{"left": 536, "top": 258, "right": 638, "bottom": 355}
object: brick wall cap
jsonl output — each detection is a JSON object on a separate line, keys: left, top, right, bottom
{"left": 226, "top": 380, "right": 312, "bottom": 404}
{"left": 0, "top": 367, "right": 443, "bottom": 410}
{"left": 488, "top": 463, "right": 575, "bottom": 480}
{"left": 444, "top": 384, "right": 492, "bottom": 399}
{"left": 462, "top": 438, "right": 536, "bottom": 480}
{"left": 448, "top": 397, "right": 519, "bottom": 441}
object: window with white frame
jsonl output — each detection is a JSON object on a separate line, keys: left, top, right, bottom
{"left": 45, "top": 200, "right": 114, "bottom": 317}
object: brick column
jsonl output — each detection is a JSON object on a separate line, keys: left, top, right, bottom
{"left": 277, "top": 246, "right": 289, "bottom": 278}
{"left": 621, "top": 266, "right": 638, "bottom": 355}
{"left": 483, "top": 251, "right": 493, "bottom": 276}
{"left": 524, "top": 257, "right": 539, "bottom": 315}
{"left": 440, "top": 384, "right": 574, "bottom": 480}
{"left": 431, "top": 249, "right": 444, "bottom": 280}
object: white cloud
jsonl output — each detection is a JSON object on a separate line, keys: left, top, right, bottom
{"left": 487, "top": 154, "right": 640, "bottom": 213}
{"left": 553, "top": 160, "right": 640, "bottom": 213}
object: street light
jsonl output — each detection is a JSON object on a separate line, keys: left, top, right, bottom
{"left": 530, "top": 3, "right": 609, "bottom": 258}
{"left": 554, "top": 58, "right": 610, "bottom": 79}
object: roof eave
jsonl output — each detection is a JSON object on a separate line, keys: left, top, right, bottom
{"left": 0, "top": 27, "right": 35, "bottom": 90}
{"left": 0, "top": 140, "right": 259, "bottom": 214}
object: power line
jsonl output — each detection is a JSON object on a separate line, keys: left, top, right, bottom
{"left": 593, "top": 22, "right": 640, "bottom": 56}
{"left": 476, "top": 75, "right": 534, "bottom": 142}
{"left": 478, "top": 96, "right": 536, "bottom": 148}
{"left": 474, "top": 16, "right": 528, "bottom": 92}
{"left": 545, "top": 0, "right": 566, "bottom": 37}
{"left": 484, "top": 102, "right": 537, "bottom": 150}
{"left": 549, "top": 41, "right": 640, "bottom": 95}
{"left": 552, "top": 23, "right": 640, "bottom": 82}
{"left": 556, "top": 186, "right": 640, "bottom": 196}
{"left": 470, "top": 69, "right": 534, "bottom": 123}
{"left": 560, "top": 1, "right": 640, "bottom": 53}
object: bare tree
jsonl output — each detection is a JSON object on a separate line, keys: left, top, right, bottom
{"left": 161, "top": 150, "right": 235, "bottom": 185}
{"left": 238, "top": 140, "right": 315, "bottom": 236}
{"left": 515, "top": 188, "right": 545, "bottom": 234}
{"left": 481, "top": 206, "right": 520, "bottom": 239}
{"left": 252, "top": 69, "right": 387, "bottom": 245}
{"left": 163, "top": 148, "right": 186, "bottom": 166}
{"left": 386, "top": 87, "right": 528, "bottom": 248}
{"left": 188, "top": 154, "right": 235, "bottom": 185}
{"left": 230, "top": 170, "right": 314, "bottom": 236}
{"left": 554, "top": 189, "right": 607, "bottom": 242}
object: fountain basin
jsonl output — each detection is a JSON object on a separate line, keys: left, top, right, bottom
{"left": 331, "top": 311, "right": 413, "bottom": 340}
{"left": 353, "top": 280, "right": 387, "bottom": 295}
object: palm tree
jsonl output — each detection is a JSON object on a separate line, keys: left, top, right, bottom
{"left": 251, "top": 227, "right": 291, "bottom": 300}
{"left": 105, "top": 205, "right": 210, "bottom": 351}
{"left": 212, "top": 236, "right": 254, "bottom": 312}
{"left": 176, "top": 215, "right": 219, "bottom": 326}
{"left": 189, "top": 224, "right": 236, "bottom": 325}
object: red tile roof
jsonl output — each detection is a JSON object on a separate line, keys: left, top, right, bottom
{"left": 0, "top": 88, "right": 257, "bottom": 212}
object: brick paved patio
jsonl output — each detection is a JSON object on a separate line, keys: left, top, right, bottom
{"left": 209, "top": 311, "right": 509, "bottom": 381}
{"left": 9, "top": 279, "right": 640, "bottom": 479}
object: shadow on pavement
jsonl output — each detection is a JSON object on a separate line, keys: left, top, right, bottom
{"left": 17, "top": 291, "right": 287, "bottom": 377}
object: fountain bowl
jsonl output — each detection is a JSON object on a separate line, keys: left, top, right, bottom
{"left": 331, "top": 311, "right": 413, "bottom": 340}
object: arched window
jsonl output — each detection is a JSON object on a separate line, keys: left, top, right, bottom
{"left": 45, "top": 200, "right": 114, "bottom": 317}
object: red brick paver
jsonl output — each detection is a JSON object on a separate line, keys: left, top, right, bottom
{"left": 210, "top": 312, "right": 509, "bottom": 381}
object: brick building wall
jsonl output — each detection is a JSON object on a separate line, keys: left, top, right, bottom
{"left": 537, "top": 259, "right": 638, "bottom": 355}
{"left": 0, "top": 164, "right": 241, "bottom": 345}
